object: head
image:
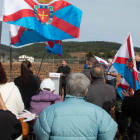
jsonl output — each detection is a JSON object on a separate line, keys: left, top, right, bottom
{"left": 108, "top": 59, "right": 112, "bottom": 66}
{"left": 40, "top": 78, "right": 55, "bottom": 92}
{"left": 66, "top": 73, "right": 90, "bottom": 97}
{"left": 88, "top": 57, "right": 97, "bottom": 68}
{"left": 90, "top": 64, "right": 103, "bottom": 81}
{"left": 86, "top": 59, "right": 89, "bottom": 64}
{"left": 20, "top": 60, "right": 32, "bottom": 87}
{"left": 0, "top": 62, "right": 7, "bottom": 84}
{"left": 62, "top": 60, "right": 67, "bottom": 67}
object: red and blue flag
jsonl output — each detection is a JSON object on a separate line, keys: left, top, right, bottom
{"left": 94, "top": 55, "right": 109, "bottom": 69}
{"left": 46, "top": 40, "right": 62, "bottom": 56}
{"left": 10, "top": 24, "right": 51, "bottom": 47}
{"left": 2, "top": 0, "right": 82, "bottom": 40}
{"left": 113, "top": 34, "right": 139, "bottom": 91}
{"left": 117, "top": 77, "right": 134, "bottom": 100}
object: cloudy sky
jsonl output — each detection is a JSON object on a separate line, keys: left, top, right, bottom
{"left": 0, "top": 0, "right": 140, "bottom": 47}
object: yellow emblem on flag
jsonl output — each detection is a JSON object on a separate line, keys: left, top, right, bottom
{"left": 37, "top": 0, "right": 53, "bottom": 4}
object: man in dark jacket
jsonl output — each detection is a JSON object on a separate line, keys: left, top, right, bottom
{"left": 86, "top": 64, "right": 116, "bottom": 114}
{"left": 121, "top": 89, "right": 140, "bottom": 140}
{"left": 82, "top": 57, "right": 97, "bottom": 79}
{"left": 57, "top": 60, "right": 71, "bottom": 98}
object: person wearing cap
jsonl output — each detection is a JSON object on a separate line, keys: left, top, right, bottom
{"left": 104, "top": 59, "right": 118, "bottom": 88}
{"left": 30, "top": 78, "right": 62, "bottom": 124}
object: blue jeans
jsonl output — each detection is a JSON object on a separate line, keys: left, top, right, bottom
{"left": 106, "top": 78, "right": 116, "bottom": 88}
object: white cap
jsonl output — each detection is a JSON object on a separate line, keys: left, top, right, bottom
{"left": 40, "top": 78, "right": 55, "bottom": 92}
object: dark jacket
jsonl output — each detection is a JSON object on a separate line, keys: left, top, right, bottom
{"left": 81, "top": 68, "right": 90, "bottom": 79}
{"left": 14, "top": 75, "right": 41, "bottom": 110}
{"left": 0, "top": 110, "right": 22, "bottom": 140}
{"left": 57, "top": 65, "right": 71, "bottom": 84}
{"left": 86, "top": 79, "right": 116, "bottom": 114}
{"left": 122, "top": 89, "right": 140, "bottom": 124}
{"left": 30, "top": 91, "right": 62, "bottom": 124}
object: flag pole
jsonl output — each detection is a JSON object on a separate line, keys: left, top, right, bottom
{"left": 0, "top": 21, "right": 2, "bottom": 44}
{"left": 10, "top": 43, "right": 12, "bottom": 81}
{"left": 37, "top": 48, "right": 46, "bottom": 77}
{"left": 9, "top": 29, "right": 12, "bottom": 82}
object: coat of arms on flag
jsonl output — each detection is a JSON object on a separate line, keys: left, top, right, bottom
{"left": 34, "top": 5, "right": 53, "bottom": 25}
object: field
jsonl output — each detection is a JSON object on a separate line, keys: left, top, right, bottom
{"left": 69, "top": 52, "right": 87, "bottom": 58}
{"left": 2, "top": 62, "right": 85, "bottom": 82}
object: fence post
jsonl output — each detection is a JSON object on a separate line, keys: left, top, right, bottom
{"left": 53, "top": 57, "right": 54, "bottom": 72}
{"left": 48, "top": 58, "right": 50, "bottom": 76}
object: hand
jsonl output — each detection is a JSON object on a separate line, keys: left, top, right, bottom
{"left": 108, "top": 72, "right": 111, "bottom": 75}
{"left": 121, "top": 90, "right": 134, "bottom": 98}
{"left": 61, "top": 73, "right": 63, "bottom": 75}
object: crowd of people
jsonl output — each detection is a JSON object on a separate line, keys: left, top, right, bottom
{"left": 0, "top": 57, "right": 140, "bottom": 140}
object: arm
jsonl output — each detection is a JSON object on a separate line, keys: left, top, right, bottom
{"left": 0, "top": 92, "right": 7, "bottom": 110}
{"left": 34, "top": 105, "right": 55, "bottom": 140}
{"left": 110, "top": 88, "right": 116, "bottom": 108}
{"left": 14, "top": 85, "right": 24, "bottom": 113}
{"left": 57, "top": 66, "right": 61, "bottom": 73}
{"left": 97, "top": 110, "right": 118, "bottom": 140}
{"left": 107, "top": 71, "right": 118, "bottom": 77}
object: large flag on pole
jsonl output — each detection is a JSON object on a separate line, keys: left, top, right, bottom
{"left": 46, "top": 40, "right": 62, "bottom": 56}
{"left": 94, "top": 55, "right": 109, "bottom": 69}
{"left": 2, "top": 0, "right": 82, "bottom": 40}
{"left": 113, "top": 34, "right": 139, "bottom": 91}
{"left": 117, "top": 78, "right": 134, "bottom": 100}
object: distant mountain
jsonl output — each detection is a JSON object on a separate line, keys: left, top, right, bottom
{"left": 0, "top": 41, "right": 140, "bottom": 58}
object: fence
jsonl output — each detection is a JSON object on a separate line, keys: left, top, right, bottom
{"left": 2, "top": 58, "right": 86, "bottom": 81}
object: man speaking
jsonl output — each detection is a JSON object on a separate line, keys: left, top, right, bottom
{"left": 57, "top": 60, "right": 71, "bottom": 99}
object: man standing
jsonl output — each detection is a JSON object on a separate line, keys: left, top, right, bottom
{"left": 86, "top": 64, "right": 116, "bottom": 114}
{"left": 82, "top": 57, "right": 97, "bottom": 79}
{"left": 34, "top": 73, "right": 117, "bottom": 140}
{"left": 104, "top": 59, "right": 118, "bottom": 88}
{"left": 57, "top": 60, "right": 71, "bottom": 98}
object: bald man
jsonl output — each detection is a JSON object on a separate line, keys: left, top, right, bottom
{"left": 86, "top": 64, "right": 116, "bottom": 114}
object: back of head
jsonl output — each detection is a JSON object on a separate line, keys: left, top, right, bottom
{"left": 67, "top": 73, "right": 90, "bottom": 97}
{"left": 88, "top": 57, "right": 97, "bottom": 67}
{"left": 40, "top": 78, "right": 55, "bottom": 92}
{"left": 90, "top": 64, "right": 103, "bottom": 80}
{"left": 20, "top": 60, "right": 32, "bottom": 87}
{"left": 0, "top": 62, "right": 7, "bottom": 84}
{"left": 108, "top": 58, "right": 113, "bottom": 63}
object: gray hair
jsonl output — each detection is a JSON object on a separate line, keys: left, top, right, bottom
{"left": 66, "top": 73, "right": 90, "bottom": 97}
{"left": 90, "top": 64, "right": 103, "bottom": 79}
{"left": 108, "top": 58, "right": 113, "bottom": 63}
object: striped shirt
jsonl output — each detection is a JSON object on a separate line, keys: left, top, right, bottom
{"left": 104, "top": 65, "right": 118, "bottom": 80}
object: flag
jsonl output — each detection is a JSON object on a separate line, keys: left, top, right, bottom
{"left": 10, "top": 24, "right": 51, "bottom": 47}
{"left": 2, "top": 0, "right": 82, "bottom": 40}
{"left": 94, "top": 55, "right": 109, "bottom": 69}
{"left": 117, "top": 78, "right": 134, "bottom": 100}
{"left": 113, "top": 34, "right": 139, "bottom": 91}
{"left": 46, "top": 40, "right": 62, "bottom": 56}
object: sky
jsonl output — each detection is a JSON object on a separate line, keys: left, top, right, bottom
{"left": 0, "top": 0, "right": 140, "bottom": 47}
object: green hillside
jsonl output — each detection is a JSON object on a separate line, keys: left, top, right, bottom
{"left": 0, "top": 41, "right": 140, "bottom": 58}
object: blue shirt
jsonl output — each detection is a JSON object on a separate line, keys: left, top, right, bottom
{"left": 105, "top": 65, "right": 118, "bottom": 80}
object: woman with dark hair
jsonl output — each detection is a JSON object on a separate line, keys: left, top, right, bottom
{"left": 14, "top": 60, "right": 41, "bottom": 110}
{"left": 0, "top": 62, "right": 24, "bottom": 140}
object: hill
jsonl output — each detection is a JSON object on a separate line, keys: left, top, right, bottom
{"left": 0, "top": 41, "right": 140, "bottom": 58}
